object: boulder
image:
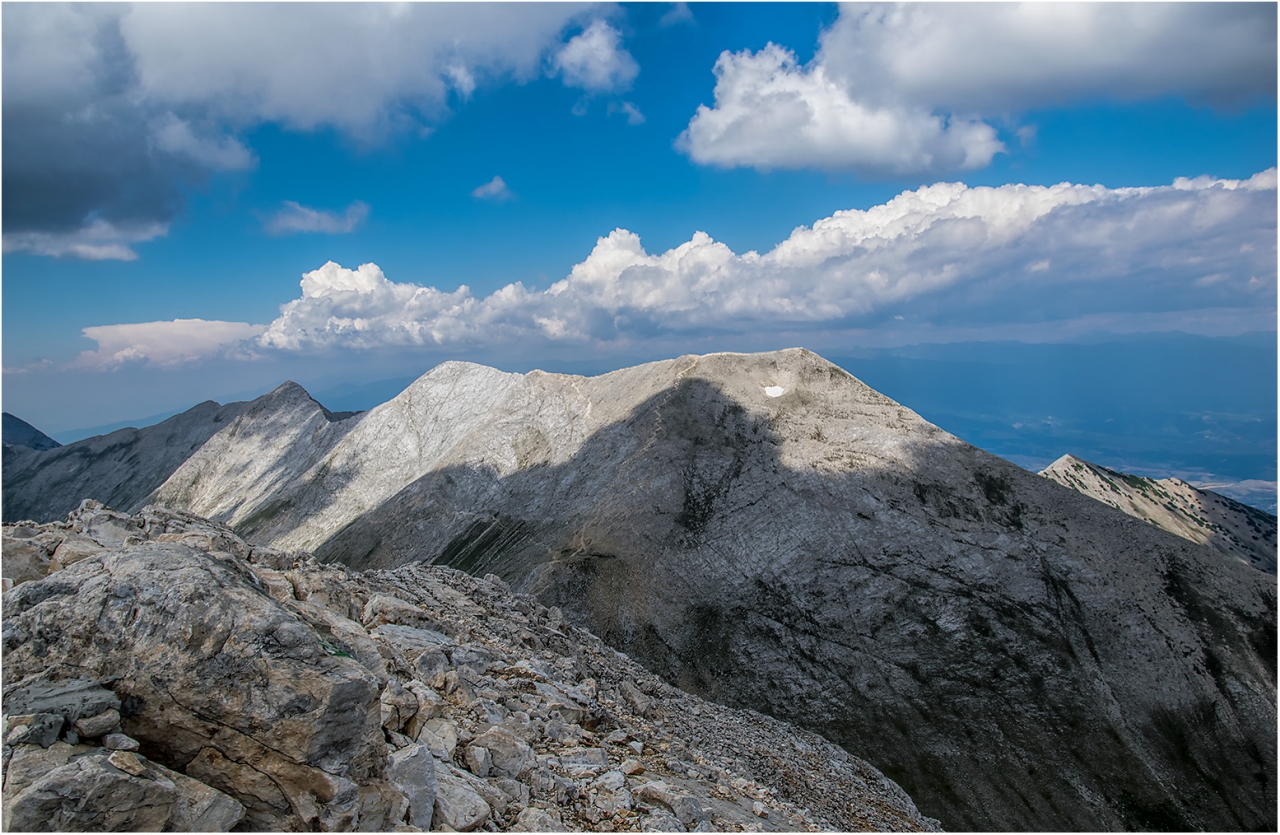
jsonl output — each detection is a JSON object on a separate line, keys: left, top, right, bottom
{"left": 1, "top": 536, "right": 48, "bottom": 585}
{"left": 2, "top": 740, "right": 93, "bottom": 796}
{"left": 388, "top": 744, "right": 436, "bottom": 830}
{"left": 470, "top": 727, "right": 535, "bottom": 779}
{"left": 432, "top": 770, "right": 490, "bottom": 832}
{"left": 1, "top": 542, "right": 387, "bottom": 830}
{"left": 2, "top": 753, "right": 177, "bottom": 832}
{"left": 513, "top": 806, "right": 564, "bottom": 831}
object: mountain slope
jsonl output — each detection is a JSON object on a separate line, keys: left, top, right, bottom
{"left": 2, "top": 502, "right": 939, "bottom": 832}
{"left": 1, "top": 399, "right": 253, "bottom": 523}
{"left": 1041, "top": 454, "right": 1277, "bottom": 573}
{"left": 2, "top": 413, "right": 61, "bottom": 451}
{"left": 137, "top": 349, "right": 1278, "bottom": 832}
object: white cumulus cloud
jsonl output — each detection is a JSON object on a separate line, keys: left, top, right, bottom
{"left": 264, "top": 201, "right": 370, "bottom": 236}
{"left": 552, "top": 20, "right": 639, "bottom": 93}
{"left": 681, "top": 2, "right": 1276, "bottom": 175}
{"left": 251, "top": 170, "right": 1275, "bottom": 353}
{"left": 74, "top": 170, "right": 1276, "bottom": 367}
{"left": 678, "top": 43, "right": 1003, "bottom": 175}
{"left": 74, "top": 320, "right": 267, "bottom": 370}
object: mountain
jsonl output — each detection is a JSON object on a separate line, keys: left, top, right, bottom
{"left": 3, "top": 502, "right": 937, "bottom": 831}
{"left": 4, "top": 349, "right": 1275, "bottom": 831}
{"left": 2, "top": 399, "right": 254, "bottom": 524}
{"left": 2, "top": 413, "right": 61, "bottom": 451}
{"left": 1041, "top": 454, "right": 1277, "bottom": 574}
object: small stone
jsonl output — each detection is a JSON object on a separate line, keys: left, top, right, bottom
{"left": 668, "top": 796, "right": 709, "bottom": 827}
{"left": 621, "top": 759, "right": 645, "bottom": 775}
{"left": 513, "top": 806, "right": 564, "bottom": 831}
{"left": 752, "top": 801, "right": 768, "bottom": 818}
{"left": 463, "top": 744, "right": 492, "bottom": 778}
{"left": 103, "top": 732, "right": 140, "bottom": 751}
{"left": 107, "top": 750, "right": 147, "bottom": 776}
{"left": 628, "top": 741, "right": 644, "bottom": 756}
{"left": 75, "top": 707, "right": 122, "bottom": 738}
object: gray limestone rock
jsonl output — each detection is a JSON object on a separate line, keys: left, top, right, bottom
{"left": 512, "top": 806, "right": 563, "bottom": 832}
{"left": 432, "top": 769, "right": 490, "bottom": 832}
{"left": 3, "top": 678, "right": 121, "bottom": 728}
{"left": 1, "top": 542, "right": 387, "bottom": 831}
{"left": 388, "top": 744, "right": 437, "bottom": 830}
{"left": 470, "top": 727, "right": 535, "bottom": 779}
{"left": 2, "top": 753, "right": 177, "bottom": 832}
{"left": 74, "top": 708, "right": 121, "bottom": 739}
{"left": 3, "top": 504, "right": 940, "bottom": 833}
{"left": 2, "top": 741, "right": 93, "bottom": 797}
{"left": 5, "top": 713, "right": 63, "bottom": 748}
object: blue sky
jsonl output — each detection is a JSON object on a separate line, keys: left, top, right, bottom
{"left": 2, "top": 2, "right": 1277, "bottom": 490}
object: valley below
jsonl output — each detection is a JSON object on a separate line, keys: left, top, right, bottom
{"left": 3, "top": 349, "right": 1276, "bottom": 832}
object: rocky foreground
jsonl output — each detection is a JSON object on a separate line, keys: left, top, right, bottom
{"left": 1, "top": 501, "right": 939, "bottom": 832}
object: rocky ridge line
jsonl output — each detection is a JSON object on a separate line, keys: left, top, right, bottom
{"left": 1, "top": 501, "right": 939, "bottom": 833}
{"left": 1040, "top": 454, "right": 1277, "bottom": 573}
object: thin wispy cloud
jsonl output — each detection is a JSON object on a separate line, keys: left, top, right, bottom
{"left": 264, "top": 201, "right": 369, "bottom": 236}
{"left": 609, "top": 101, "right": 646, "bottom": 125}
{"left": 471, "top": 176, "right": 514, "bottom": 202}
{"left": 2, "top": 219, "right": 169, "bottom": 262}
{"left": 659, "top": 3, "right": 694, "bottom": 28}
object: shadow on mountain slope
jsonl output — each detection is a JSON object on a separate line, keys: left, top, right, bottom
{"left": 315, "top": 371, "right": 1277, "bottom": 832}
{"left": 2, "top": 400, "right": 253, "bottom": 523}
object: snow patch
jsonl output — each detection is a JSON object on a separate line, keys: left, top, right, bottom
{"left": 764, "top": 386, "right": 785, "bottom": 398}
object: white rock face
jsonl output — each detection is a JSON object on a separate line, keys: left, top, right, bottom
{"left": 1040, "top": 454, "right": 1276, "bottom": 573}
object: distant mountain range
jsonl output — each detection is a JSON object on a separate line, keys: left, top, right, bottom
{"left": 2, "top": 349, "right": 1274, "bottom": 832}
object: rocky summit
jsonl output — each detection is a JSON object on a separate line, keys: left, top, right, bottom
{"left": 1, "top": 502, "right": 937, "bottom": 833}
{"left": 2, "top": 348, "right": 1276, "bottom": 832}
{"left": 1040, "top": 453, "right": 1277, "bottom": 574}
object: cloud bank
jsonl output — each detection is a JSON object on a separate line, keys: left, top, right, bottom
{"left": 681, "top": 2, "right": 1277, "bottom": 175}
{"left": 77, "top": 170, "right": 1276, "bottom": 367}
{"left": 74, "top": 320, "right": 267, "bottom": 370}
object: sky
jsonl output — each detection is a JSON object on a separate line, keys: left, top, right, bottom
{"left": 2, "top": 2, "right": 1277, "bottom": 495}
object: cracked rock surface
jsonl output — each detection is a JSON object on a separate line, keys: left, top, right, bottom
{"left": 2, "top": 502, "right": 938, "bottom": 832}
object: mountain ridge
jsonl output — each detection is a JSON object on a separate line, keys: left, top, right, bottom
{"left": 2, "top": 348, "right": 1275, "bottom": 831}
{"left": 1040, "top": 453, "right": 1277, "bottom": 573}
